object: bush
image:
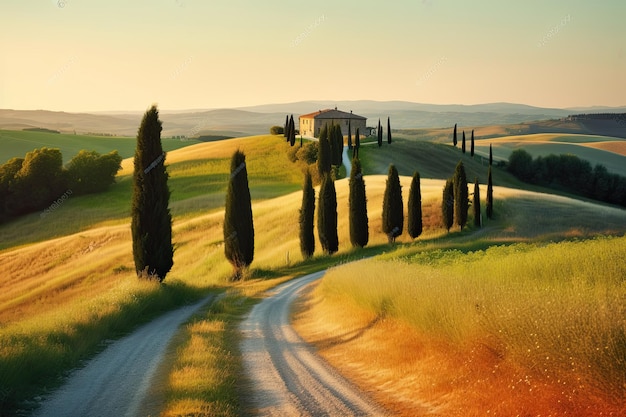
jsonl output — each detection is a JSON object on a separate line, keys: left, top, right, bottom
{"left": 66, "top": 150, "right": 122, "bottom": 195}
{"left": 270, "top": 126, "right": 284, "bottom": 135}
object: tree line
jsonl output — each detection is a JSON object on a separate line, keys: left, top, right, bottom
{"left": 508, "top": 149, "right": 626, "bottom": 207}
{"left": 0, "top": 148, "right": 122, "bottom": 222}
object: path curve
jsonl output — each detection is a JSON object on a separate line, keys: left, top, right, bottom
{"left": 240, "top": 271, "right": 388, "bottom": 416}
{"left": 32, "top": 295, "right": 213, "bottom": 417}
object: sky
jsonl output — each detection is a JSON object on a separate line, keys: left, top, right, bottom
{"left": 1, "top": 0, "right": 625, "bottom": 112}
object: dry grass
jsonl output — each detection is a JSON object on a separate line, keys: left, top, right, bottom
{"left": 294, "top": 237, "right": 626, "bottom": 416}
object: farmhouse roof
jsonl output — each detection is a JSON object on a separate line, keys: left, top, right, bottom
{"left": 300, "top": 108, "right": 366, "bottom": 120}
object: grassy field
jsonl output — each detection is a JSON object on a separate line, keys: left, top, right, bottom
{"left": 0, "top": 129, "right": 201, "bottom": 164}
{"left": 296, "top": 236, "right": 626, "bottom": 416}
{"left": 2, "top": 130, "right": 626, "bottom": 415}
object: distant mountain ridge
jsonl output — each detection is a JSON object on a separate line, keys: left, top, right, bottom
{"left": 2, "top": 101, "right": 625, "bottom": 137}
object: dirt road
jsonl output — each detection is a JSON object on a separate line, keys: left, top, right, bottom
{"left": 240, "top": 271, "right": 388, "bottom": 416}
{"left": 32, "top": 295, "right": 213, "bottom": 417}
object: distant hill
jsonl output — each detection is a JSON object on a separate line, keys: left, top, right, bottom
{"left": 2, "top": 101, "right": 626, "bottom": 137}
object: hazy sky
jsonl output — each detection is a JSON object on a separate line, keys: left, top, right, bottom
{"left": 1, "top": 0, "right": 625, "bottom": 112}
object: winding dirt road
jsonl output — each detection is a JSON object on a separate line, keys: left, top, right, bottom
{"left": 240, "top": 271, "right": 388, "bottom": 416}
{"left": 32, "top": 295, "right": 213, "bottom": 417}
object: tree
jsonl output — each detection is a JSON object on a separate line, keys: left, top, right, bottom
{"left": 462, "top": 130, "right": 466, "bottom": 153}
{"left": 330, "top": 124, "right": 343, "bottom": 167}
{"left": 377, "top": 119, "right": 383, "bottom": 147}
{"left": 284, "top": 115, "right": 289, "bottom": 138}
{"left": 442, "top": 178, "right": 454, "bottom": 232}
{"left": 407, "top": 171, "right": 423, "bottom": 239}
{"left": 270, "top": 126, "right": 284, "bottom": 135}
{"left": 224, "top": 149, "right": 255, "bottom": 279}
{"left": 489, "top": 143, "right": 493, "bottom": 166}
{"left": 317, "top": 124, "right": 331, "bottom": 177}
{"left": 13, "top": 147, "right": 65, "bottom": 214}
{"left": 387, "top": 117, "right": 392, "bottom": 144}
{"left": 470, "top": 130, "right": 475, "bottom": 157}
{"left": 473, "top": 178, "right": 481, "bottom": 227}
{"left": 453, "top": 123, "right": 457, "bottom": 147}
{"left": 349, "top": 157, "right": 368, "bottom": 247}
{"left": 453, "top": 161, "right": 468, "bottom": 230}
{"left": 486, "top": 166, "right": 494, "bottom": 219}
{"left": 66, "top": 150, "right": 122, "bottom": 195}
{"left": 299, "top": 170, "right": 315, "bottom": 258}
{"left": 317, "top": 173, "right": 338, "bottom": 254}
{"left": 131, "top": 105, "right": 173, "bottom": 281}
{"left": 289, "top": 115, "right": 296, "bottom": 146}
{"left": 382, "top": 164, "right": 403, "bottom": 243}
{"left": 347, "top": 119, "right": 352, "bottom": 150}
{"left": 0, "top": 157, "right": 24, "bottom": 217}
{"left": 507, "top": 149, "right": 533, "bottom": 182}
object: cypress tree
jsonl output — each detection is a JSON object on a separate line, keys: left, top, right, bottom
{"left": 331, "top": 124, "right": 343, "bottom": 166}
{"left": 486, "top": 165, "right": 494, "bottom": 219}
{"left": 382, "top": 164, "right": 403, "bottom": 243}
{"left": 442, "top": 178, "right": 454, "bottom": 232}
{"left": 470, "top": 129, "right": 475, "bottom": 157}
{"left": 462, "top": 130, "right": 466, "bottom": 153}
{"left": 224, "top": 149, "right": 254, "bottom": 279}
{"left": 349, "top": 157, "right": 369, "bottom": 248}
{"left": 377, "top": 119, "right": 383, "bottom": 147}
{"left": 317, "top": 124, "right": 331, "bottom": 177}
{"left": 284, "top": 115, "right": 289, "bottom": 139}
{"left": 453, "top": 161, "right": 468, "bottom": 230}
{"left": 347, "top": 119, "right": 352, "bottom": 150}
{"left": 473, "top": 178, "right": 481, "bottom": 227}
{"left": 131, "top": 105, "right": 173, "bottom": 281}
{"left": 353, "top": 128, "right": 360, "bottom": 159}
{"left": 289, "top": 115, "right": 296, "bottom": 146}
{"left": 489, "top": 144, "right": 493, "bottom": 166}
{"left": 453, "top": 123, "right": 457, "bottom": 147}
{"left": 387, "top": 116, "right": 392, "bottom": 144}
{"left": 407, "top": 171, "right": 423, "bottom": 239}
{"left": 299, "top": 170, "right": 315, "bottom": 258}
{"left": 317, "top": 173, "right": 338, "bottom": 254}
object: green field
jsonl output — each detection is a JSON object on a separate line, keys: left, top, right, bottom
{"left": 0, "top": 129, "right": 201, "bottom": 164}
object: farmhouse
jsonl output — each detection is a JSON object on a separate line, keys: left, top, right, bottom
{"left": 299, "top": 108, "right": 367, "bottom": 138}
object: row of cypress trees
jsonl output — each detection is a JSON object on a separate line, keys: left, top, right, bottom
{"left": 299, "top": 158, "right": 425, "bottom": 258}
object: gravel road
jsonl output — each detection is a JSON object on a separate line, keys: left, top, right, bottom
{"left": 32, "top": 295, "right": 213, "bottom": 417}
{"left": 240, "top": 271, "right": 388, "bottom": 416}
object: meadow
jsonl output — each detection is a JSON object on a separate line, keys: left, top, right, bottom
{"left": 296, "top": 236, "right": 626, "bottom": 416}
{"left": 0, "top": 129, "right": 200, "bottom": 164}
{"left": 1, "top": 130, "right": 626, "bottom": 414}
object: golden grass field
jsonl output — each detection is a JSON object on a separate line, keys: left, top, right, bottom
{"left": 2, "top": 132, "right": 626, "bottom": 415}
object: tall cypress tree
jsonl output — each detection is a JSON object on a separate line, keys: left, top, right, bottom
{"left": 453, "top": 123, "right": 458, "bottom": 147}
{"left": 331, "top": 124, "right": 343, "bottom": 167}
{"left": 489, "top": 143, "right": 493, "bottom": 166}
{"left": 387, "top": 116, "right": 392, "bottom": 144}
{"left": 382, "top": 164, "right": 403, "bottom": 243}
{"left": 453, "top": 161, "right": 468, "bottom": 230}
{"left": 131, "top": 105, "right": 173, "bottom": 281}
{"left": 317, "top": 173, "right": 338, "bottom": 254}
{"left": 299, "top": 170, "right": 315, "bottom": 258}
{"left": 349, "top": 157, "right": 369, "bottom": 248}
{"left": 284, "top": 115, "right": 289, "bottom": 139}
{"left": 317, "top": 124, "right": 331, "bottom": 177}
{"left": 442, "top": 178, "right": 454, "bottom": 232}
{"left": 289, "top": 115, "right": 296, "bottom": 146}
{"left": 473, "top": 178, "right": 481, "bottom": 227}
{"left": 353, "top": 127, "right": 360, "bottom": 159}
{"left": 407, "top": 171, "right": 423, "bottom": 239}
{"left": 224, "top": 149, "right": 254, "bottom": 279}
{"left": 486, "top": 166, "right": 494, "bottom": 219}
{"left": 347, "top": 119, "right": 352, "bottom": 150}
{"left": 470, "top": 129, "right": 475, "bottom": 157}
{"left": 462, "top": 130, "right": 466, "bottom": 153}
{"left": 377, "top": 119, "right": 383, "bottom": 147}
